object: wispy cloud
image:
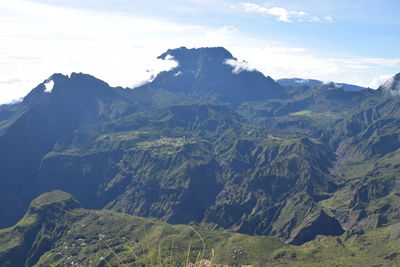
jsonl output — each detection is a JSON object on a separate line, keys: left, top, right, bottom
{"left": 0, "top": 78, "right": 22, "bottom": 84}
{"left": 238, "top": 2, "right": 329, "bottom": 23}
{"left": 369, "top": 74, "right": 395, "bottom": 89}
{"left": 324, "top": 16, "right": 334, "bottom": 23}
{"left": 228, "top": 45, "right": 400, "bottom": 88}
{"left": 131, "top": 55, "right": 179, "bottom": 88}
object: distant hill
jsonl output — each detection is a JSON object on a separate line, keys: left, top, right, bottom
{"left": 276, "top": 78, "right": 323, "bottom": 87}
{"left": 277, "top": 78, "right": 368, "bottom": 91}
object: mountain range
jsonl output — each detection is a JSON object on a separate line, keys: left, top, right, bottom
{"left": 0, "top": 46, "right": 399, "bottom": 266}
{"left": 276, "top": 78, "right": 368, "bottom": 91}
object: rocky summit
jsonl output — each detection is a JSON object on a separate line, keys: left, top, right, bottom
{"left": 0, "top": 47, "right": 400, "bottom": 266}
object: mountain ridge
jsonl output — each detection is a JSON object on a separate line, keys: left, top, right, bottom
{"left": 0, "top": 47, "right": 399, "bottom": 257}
{"left": 276, "top": 78, "right": 368, "bottom": 91}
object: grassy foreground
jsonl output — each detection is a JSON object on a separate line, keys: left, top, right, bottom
{"left": 0, "top": 191, "right": 399, "bottom": 266}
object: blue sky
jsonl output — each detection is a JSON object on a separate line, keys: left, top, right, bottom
{"left": 0, "top": 0, "right": 399, "bottom": 103}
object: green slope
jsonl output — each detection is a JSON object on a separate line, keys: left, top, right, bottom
{"left": 0, "top": 191, "right": 399, "bottom": 267}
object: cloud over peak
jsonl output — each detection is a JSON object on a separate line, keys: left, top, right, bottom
{"left": 43, "top": 79, "right": 54, "bottom": 93}
{"left": 380, "top": 74, "right": 400, "bottom": 96}
{"left": 224, "top": 58, "right": 255, "bottom": 74}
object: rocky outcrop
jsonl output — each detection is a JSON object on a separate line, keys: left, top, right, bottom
{"left": 287, "top": 210, "right": 344, "bottom": 245}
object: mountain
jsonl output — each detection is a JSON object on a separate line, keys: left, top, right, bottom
{"left": 124, "top": 47, "right": 285, "bottom": 109}
{"left": 0, "top": 47, "right": 399, "bottom": 261}
{"left": 0, "top": 73, "right": 134, "bottom": 227}
{"left": 276, "top": 78, "right": 323, "bottom": 87}
{"left": 277, "top": 78, "right": 368, "bottom": 91}
{"left": 0, "top": 191, "right": 398, "bottom": 266}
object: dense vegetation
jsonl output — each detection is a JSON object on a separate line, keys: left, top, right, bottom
{"left": 0, "top": 47, "right": 399, "bottom": 266}
{"left": 1, "top": 191, "right": 399, "bottom": 266}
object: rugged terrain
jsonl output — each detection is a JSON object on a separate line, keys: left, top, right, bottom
{"left": 0, "top": 46, "right": 399, "bottom": 265}
{"left": 0, "top": 191, "right": 399, "bottom": 266}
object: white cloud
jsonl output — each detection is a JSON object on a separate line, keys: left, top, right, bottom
{"left": 296, "top": 79, "right": 316, "bottom": 84}
{"left": 130, "top": 55, "right": 179, "bottom": 88}
{"left": 380, "top": 76, "right": 400, "bottom": 96}
{"left": 238, "top": 2, "right": 324, "bottom": 23}
{"left": 43, "top": 79, "right": 54, "bottom": 93}
{"left": 369, "top": 74, "right": 395, "bottom": 89}
{"left": 224, "top": 59, "right": 255, "bottom": 74}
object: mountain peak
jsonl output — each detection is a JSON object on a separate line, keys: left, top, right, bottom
{"left": 28, "top": 190, "right": 80, "bottom": 215}
{"left": 49, "top": 72, "right": 109, "bottom": 88}
{"left": 158, "top": 46, "right": 235, "bottom": 71}
{"left": 23, "top": 72, "right": 111, "bottom": 105}
{"left": 158, "top": 46, "right": 234, "bottom": 60}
